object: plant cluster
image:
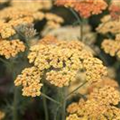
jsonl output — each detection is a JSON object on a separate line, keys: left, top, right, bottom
{"left": 0, "top": 0, "right": 120, "bottom": 120}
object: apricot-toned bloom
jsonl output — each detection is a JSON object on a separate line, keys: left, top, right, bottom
{"left": 66, "top": 86, "right": 120, "bottom": 120}
{"left": 0, "top": 39, "right": 25, "bottom": 59}
{"left": 96, "top": 15, "right": 120, "bottom": 34}
{"left": 0, "top": 23, "right": 16, "bottom": 39}
{"left": 74, "top": 0, "right": 108, "bottom": 18}
{"left": 55, "top": 0, "right": 107, "bottom": 18}
{"left": 0, "top": 111, "right": 5, "bottom": 120}
{"left": 66, "top": 114, "right": 80, "bottom": 120}
{"left": 88, "top": 77, "right": 119, "bottom": 93}
{"left": 27, "top": 36, "right": 107, "bottom": 87}
{"left": 102, "top": 34, "right": 120, "bottom": 58}
{"left": 55, "top": 0, "right": 76, "bottom": 8}
{"left": 14, "top": 67, "right": 43, "bottom": 97}
{"left": 11, "top": 0, "right": 52, "bottom": 11}
{"left": 88, "top": 86, "right": 120, "bottom": 105}
{"left": 109, "top": 0, "right": 120, "bottom": 20}
{"left": 109, "top": 4, "right": 120, "bottom": 20}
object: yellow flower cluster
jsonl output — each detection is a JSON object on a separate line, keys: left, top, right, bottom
{"left": 88, "top": 77, "right": 119, "bottom": 93}
{"left": 0, "top": 39, "right": 25, "bottom": 59}
{"left": 15, "top": 36, "right": 107, "bottom": 96}
{"left": 11, "top": 0, "right": 52, "bottom": 11}
{"left": 14, "top": 67, "right": 43, "bottom": 97}
{"left": 0, "top": 111, "right": 5, "bottom": 120}
{"left": 67, "top": 86, "right": 120, "bottom": 120}
{"left": 66, "top": 114, "right": 80, "bottom": 120}
{"left": 88, "top": 86, "right": 120, "bottom": 105}
{"left": 0, "top": 2, "right": 63, "bottom": 39}
{"left": 102, "top": 34, "right": 120, "bottom": 58}
{"left": 69, "top": 76, "right": 118, "bottom": 96}
{"left": 96, "top": 15, "right": 120, "bottom": 34}
{"left": 27, "top": 36, "right": 107, "bottom": 87}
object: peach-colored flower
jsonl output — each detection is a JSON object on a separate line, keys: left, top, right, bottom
{"left": 55, "top": 0, "right": 107, "bottom": 18}
{"left": 55, "top": 0, "right": 76, "bottom": 8}
{"left": 109, "top": 4, "right": 120, "bottom": 20}
{"left": 74, "top": 0, "right": 108, "bottom": 18}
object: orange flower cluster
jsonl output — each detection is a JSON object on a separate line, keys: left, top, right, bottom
{"left": 109, "top": 0, "right": 120, "bottom": 20}
{"left": 96, "top": 15, "right": 120, "bottom": 34}
{"left": 55, "top": 0, "right": 108, "bottom": 18}
{"left": 67, "top": 85, "right": 120, "bottom": 120}
{"left": 0, "top": 39, "right": 25, "bottom": 59}
{"left": 14, "top": 67, "right": 43, "bottom": 97}
{"left": 102, "top": 34, "right": 120, "bottom": 58}
{"left": 15, "top": 36, "right": 107, "bottom": 96}
{"left": 28, "top": 36, "right": 107, "bottom": 87}
{"left": 11, "top": 0, "right": 52, "bottom": 11}
{"left": 0, "top": 2, "right": 63, "bottom": 39}
{"left": 109, "top": 4, "right": 120, "bottom": 20}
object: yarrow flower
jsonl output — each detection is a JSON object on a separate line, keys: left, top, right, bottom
{"left": 96, "top": 15, "right": 120, "bottom": 34}
{"left": 0, "top": 39, "right": 26, "bottom": 59}
{"left": 66, "top": 85, "right": 120, "bottom": 120}
{"left": 55, "top": 0, "right": 76, "bottom": 8}
{"left": 88, "top": 86, "right": 120, "bottom": 105}
{"left": 109, "top": 0, "right": 120, "bottom": 20}
{"left": 0, "top": 4, "right": 63, "bottom": 39}
{"left": 14, "top": 67, "right": 43, "bottom": 97}
{"left": 15, "top": 36, "right": 107, "bottom": 96}
{"left": 55, "top": 0, "right": 108, "bottom": 18}
{"left": 102, "top": 34, "right": 120, "bottom": 58}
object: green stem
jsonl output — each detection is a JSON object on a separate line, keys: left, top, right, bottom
{"left": 13, "top": 88, "right": 18, "bottom": 120}
{"left": 0, "top": 57, "right": 10, "bottom": 65}
{"left": 42, "top": 87, "right": 49, "bottom": 120}
{"left": 12, "top": 67, "right": 18, "bottom": 120}
{"left": 54, "top": 105, "right": 61, "bottom": 120}
{"left": 66, "top": 81, "right": 87, "bottom": 99}
{"left": 61, "top": 87, "right": 67, "bottom": 120}
{"left": 70, "top": 8, "right": 83, "bottom": 40}
{"left": 41, "top": 93, "right": 61, "bottom": 105}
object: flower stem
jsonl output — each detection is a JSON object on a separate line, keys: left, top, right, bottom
{"left": 12, "top": 68, "right": 19, "bottom": 120}
{"left": 41, "top": 93, "right": 61, "bottom": 105}
{"left": 42, "top": 87, "right": 49, "bottom": 120}
{"left": 66, "top": 81, "right": 87, "bottom": 99}
{"left": 13, "top": 88, "right": 18, "bottom": 120}
{"left": 0, "top": 57, "right": 10, "bottom": 65}
{"left": 70, "top": 8, "right": 83, "bottom": 40}
{"left": 61, "top": 87, "right": 67, "bottom": 120}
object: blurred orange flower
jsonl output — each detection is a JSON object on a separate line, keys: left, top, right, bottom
{"left": 55, "top": 0, "right": 107, "bottom": 18}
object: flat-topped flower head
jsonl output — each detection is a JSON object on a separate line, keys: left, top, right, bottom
{"left": 55, "top": 0, "right": 107, "bottom": 18}
{"left": 88, "top": 86, "right": 120, "bottom": 105}
{"left": 102, "top": 34, "right": 120, "bottom": 58}
{"left": 14, "top": 67, "right": 43, "bottom": 97}
{"left": 27, "top": 36, "right": 107, "bottom": 87}
{"left": 0, "top": 39, "right": 25, "bottom": 59}
{"left": 66, "top": 86, "right": 120, "bottom": 120}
